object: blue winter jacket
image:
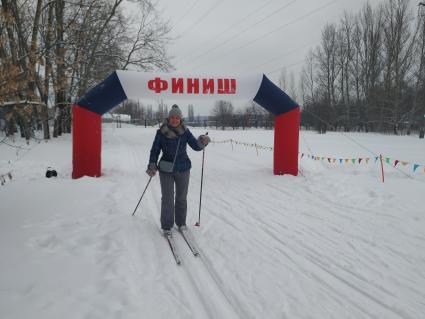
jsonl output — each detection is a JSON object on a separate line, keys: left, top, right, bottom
{"left": 149, "top": 124, "right": 204, "bottom": 173}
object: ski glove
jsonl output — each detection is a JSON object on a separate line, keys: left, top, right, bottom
{"left": 198, "top": 135, "right": 211, "bottom": 146}
{"left": 146, "top": 163, "right": 157, "bottom": 177}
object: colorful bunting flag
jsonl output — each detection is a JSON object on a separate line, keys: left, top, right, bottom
{"left": 213, "top": 142, "right": 424, "bottom": 174}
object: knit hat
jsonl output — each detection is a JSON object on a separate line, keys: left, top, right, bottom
{"left": 168, "top": 104, "right": 183, "bottom": 119}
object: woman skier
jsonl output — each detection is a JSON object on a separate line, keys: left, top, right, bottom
{"left": 146, "top": 104, "right": 210, "bottom": 236}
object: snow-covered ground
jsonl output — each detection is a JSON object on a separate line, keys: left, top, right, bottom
{"left": 1, "top": 124, "right": 424, "bottom": 319}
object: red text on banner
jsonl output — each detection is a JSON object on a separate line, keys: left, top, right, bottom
{"left": 171, "top": 78, "right": 184, "bottom": 93}
{"left": 148, "top": 77, "right": 168, "bottom": 93}
{"left": 148, "top": 77, "right": 237, "bottom": 95}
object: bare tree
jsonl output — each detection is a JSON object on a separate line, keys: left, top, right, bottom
{"left": 314, "top": 23, "right": 340, "bottom": 130}
{"left": 0, "top": 0, "right": 46, "bottom": 140}
{"left": 300, "top": 49, "right": 316, "bottom": 106}
{"left": 335, "top": 13, "right": 355, "bottom": 130}
{"left": 187, "top": 104, "right": 194, "bottom": 123}
{"left": 279, "top": 67, "right": 287, "bottom": 90}
{"left": 381, "top": 0, "right": 415, "bottom": 134}
{"left": 299, "top": 0, "right": 423, "bottom": 135}
{"left": 1, "top": 0, "right": 172, "bottom": 141}
{"left": 211, "top": 100, "right": 234, "bottom": 130}
{"left": 244, "top": 101, "right": 270, "bottom": 128}
{"left": 120, "top": 1, "right": 171, "bottom": 71}
{"left": 410, "top": 4, "right": 425, "bottom": 136}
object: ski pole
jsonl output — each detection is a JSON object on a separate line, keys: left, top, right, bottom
{"left": 195, "top": 132, "right": 208, "bottom": 227}
{"left": 132, "top": 176, "right": 153, "bottom": 216}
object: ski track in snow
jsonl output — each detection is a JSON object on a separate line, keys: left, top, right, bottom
{"left": 1, "top": 125, "right": 424, "bottom": 319}
{"left": 202, "top": 142, "right": 424, "bottom": 319}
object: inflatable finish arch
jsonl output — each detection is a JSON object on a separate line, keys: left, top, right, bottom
{"left": 72, "top": 71, "right": 299, "bottom": 179}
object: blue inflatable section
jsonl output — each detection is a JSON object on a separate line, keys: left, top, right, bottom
{"left": 253, "top": 75, "right": 298, "bottom": 116}
{"left": 78, "top": 71, "right": 127, "bottom": 115}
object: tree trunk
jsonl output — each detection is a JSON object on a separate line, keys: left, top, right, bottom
{"left": 41, "top": 2, "right": 54, "bottom": 139}
{"left": 53, "top": 0, "right": 66, "bottom": 138}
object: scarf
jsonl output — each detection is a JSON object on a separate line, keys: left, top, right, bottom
{"left": 159, "top": 120, "right": 186, "bottom": 139}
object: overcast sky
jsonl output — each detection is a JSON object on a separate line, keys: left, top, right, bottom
{"left": 134, "top": 0, "right": 418, "bottom": 116}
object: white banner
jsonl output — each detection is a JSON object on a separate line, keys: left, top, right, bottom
{"left": 116, "top": 71, "right": 263, "bottom": 101}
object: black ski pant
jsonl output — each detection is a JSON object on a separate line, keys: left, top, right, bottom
{"left": 159, "top": 170, "right": 190, "bottom": 230}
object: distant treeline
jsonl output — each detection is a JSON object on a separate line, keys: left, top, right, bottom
{"left": 298, "top": 0, "right": 425, "bottom": 136}
{"left": 113, "top": 99, "right": 275, "bottom": 130}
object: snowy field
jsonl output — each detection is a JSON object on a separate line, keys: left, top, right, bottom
{"left": 1, "top": 124, "right": 425, "bottom": 319}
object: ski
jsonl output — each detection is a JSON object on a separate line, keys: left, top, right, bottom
{"left": 178, "top": 228, "right": 199, "bottom": 257}
{"left": 165, "top": 233, "right": 182, "bottom": 265}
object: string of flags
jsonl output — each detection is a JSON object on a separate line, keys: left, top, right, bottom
{"left": 300, "top": 153, "right": 425, "bottom": 173}
{"left": 211, "top": 139, "right": 425, "bottom": 173}
{"left": 212, "top": 139, "right": 273, "bottom": 151}
{"left": 211, "top": 138, "right": 272, "bottom": 156}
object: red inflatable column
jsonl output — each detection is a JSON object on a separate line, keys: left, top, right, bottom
{"left": 72, "top": 104, "right": 102, "bottom": 179}
{"left": 274, "top": 107, "right": 299, "bottom": 176}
